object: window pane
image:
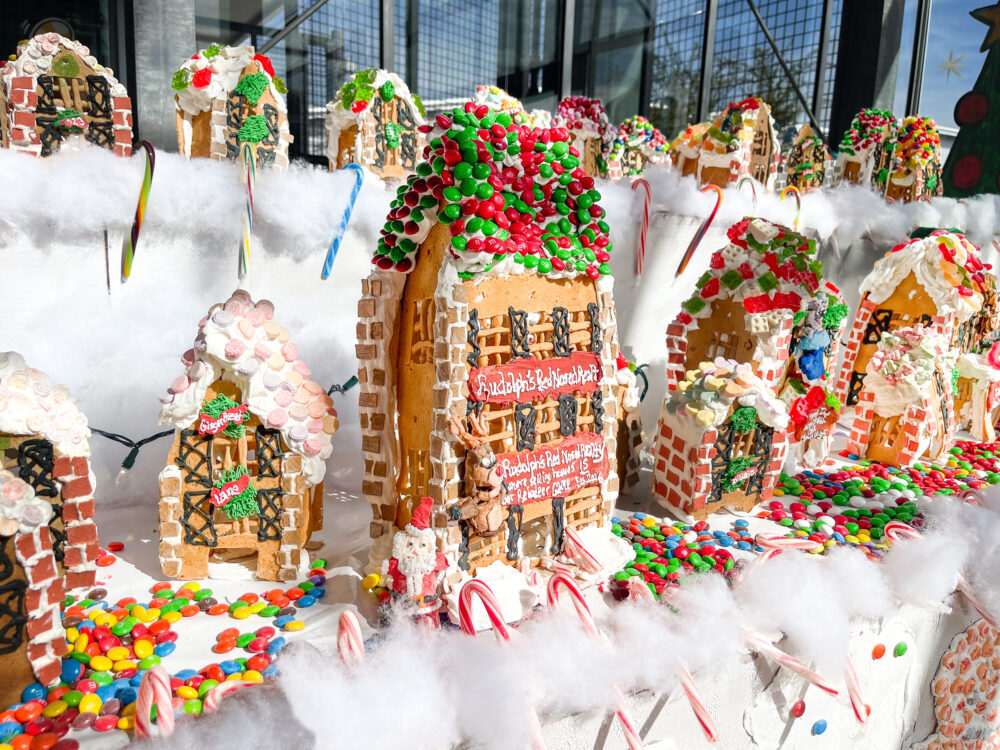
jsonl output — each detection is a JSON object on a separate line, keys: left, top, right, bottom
{"left": 918, "top": 0, "right": 987, "bottom": 132}
{"left": 649, "top": 0, "right": 706, "bottom": 138}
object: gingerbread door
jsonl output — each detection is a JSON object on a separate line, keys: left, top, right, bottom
{"left": 708, "top": 419, "right": 774, "bottom": 509}
{"left": 224, "top": 84, "right": 282, "bottom": 166}
{"left": 35, "top": 51, "right": 115, "bottom": 156}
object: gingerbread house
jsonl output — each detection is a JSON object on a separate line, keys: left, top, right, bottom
{"left": 553, "top": 97, "right": 616, "bottom": 177}
{"left": 0, "top": 472, "right": 67, "bottom": 709}
{"left": 784, "top": 125, "right": 831, "bottom": 191}
{"left": 846, "top": 326, "right": 957, "bottom": 466}
{"left": 670, "top": 121, "right": 710, "bottom": 179}
{"left": 472, "top": 85, "right": 532, "bottom": 126}
{"left": 358, "top": 103, "right": 625, "bottom": 583}
{"left": 665, "top": 217, "right": 821, "bottom": 396}
{"left": 0, "top": 33, "right": 133, "bottom": 157}
{"left": 0, "top": 352, "right": 100, "bottom": 592}
{"left": 696, "top": 98, "right": 779, "bottom": 190}
{"left": 652, "top": 359, "right": 789, "bottom": 520}
{"left": 885, "top": 116, "right": 944, "bottom": 203}
{"left": 835, "top": 231, "right": 986, "bottom": 406}
{"left": 834, "top": 108, "right": 897, "bottom": 192}
{"left": 954, "top": 352, "right": 1000, "bottom": 441}
{"left": 614, "top": 354, "right": 644, "bottom": 493}
{"left": 156, "top": 291, "right": 337, "bottom": 581}
{"left": 325, "top": 69, "right": 426, "bottom": 179}
{"left": 606, "top": 115, "right": 670, "bottom": 180}
{"left": 172, "top": 44, "right": 291, "bottom": 169}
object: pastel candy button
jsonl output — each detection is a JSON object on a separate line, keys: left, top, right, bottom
{"left": 170, "top": 375, "right": 190, "bottom": 394}
{"left": 289, "top": 404, "right": 308, "bottom": 421}
{"left": 306, "top": 419, "right": 323, "bottom": 434}
{"left": 189, "top": 361, "right": 207, "bottom": 380}
{"left": 322, "top": 415, "right": 338, "bottom": 434}
{"left": 236, "top": 359, "right": 259, "bottom": 376}
{"left": 286, "top": 370, "right": 304, "bottom": 387}
{"left": 224, "top": 299, "right": 247, "bottom": 316}
{"left": 304, "top": 380, "right": 324, "bottom": 395}
{"left": 224, "top": 339, "right": 246, "bottom": 360}
{"left": 303, "top": 438, "right": 323, "bottom": 456}
{"left": 267, "top": 409, "right": 288, "bottom": 428}
{"left": 238, "top": 319, "right": 255, "bottom": 339}
{"left": 211, "top": 310, "right": 235, "bottom": 327}
{"left": 293, "top": 360, "right": 311, "bottom": 378}
{"left": 274, "top": 389, "right": 293, "bottom": 408}
{"left": 293, "top": 387, "right": 310, "bottom": 404}
{"left": 264, "top": 321, "right": 282, "bottom": 340}
{"left": 246, "top": 309, "right": 264, "bottom": 327}
{"left": 254, "top": 343, "right": 272, "bottom": 360}
{"left": 281, "top": 342, "right": 298, "bottom": 362}
{"left": 307, "top": 401, "right": 327, "bottom": 419}
{"left": 256, "top": 300, "right": 275, "bottom": 320}
{"left": 262, "top": 371, "right": 281, "bottom": 390}
{"left": 288, "top": 425, "right": 308, "bottom": 442}
{"left": 267, "top": 353, "right": 285, "bottom": 371}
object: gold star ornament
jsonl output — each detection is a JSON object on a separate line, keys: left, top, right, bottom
{"left": 972, "top": 1, "right": 1000, "bottom": 52}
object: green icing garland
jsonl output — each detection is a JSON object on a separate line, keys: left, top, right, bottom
{"left": 729, "top": 406, "right": 758, "bottom": 434}
{"left": 215, "top": 465, "right": 258, "bottom": 521}
{"left": 234, "top": 72, "right": 269, "bottom": 106}
{"left": 200, "top": 393, "right": 250, "bottom": 438}
{"left": 722, "top": 456, "right": 754, "bottom": 493}
{"left": 238, "top": 115, "right": 270, "bottom": 144}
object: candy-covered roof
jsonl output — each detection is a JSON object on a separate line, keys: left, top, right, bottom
{"left": 859, "top": 231, "right": 985, "bottom": 322}
{"left": 609, "top": 115, "right": 669, "bottom": 161}
{"left": 553, "top": 97, "right": 615, "bottom": 143}
{"left": 0, "top": 471, "right": 53, "bottom": 536}
{"left": 0, "top": 352, "right": 91, "bottom": 458}
{"left": 473, "top": 85, "right": 530, "bottom": 125}
{"left": 891, "top": 116, "right": 941, "bottom": 174}
{"left": 867, "top": 325, "right": 954, "bottom": 388}
{"left": 2, "top": 33, "right": 127, "bottom": 97}
{"left": 838, "top": 109, "right": 897, "bottom": 158}
{"left": 172, "top": 44, "right": 286, "bottom": 116}
{"left": 157, "top": 291, "right": 337, "bottom": 486}
{"left": 663, "top": 358, "right": 789, "bottom": 430}
{"left": 670, "top": 122, "right": 710, "bottom": 153}
{"left": 328, "top": 69, "right": 425, "bottom": 119}
{"left": 677, "top": 218, "right": 821, "bottom": 325}
{"left": 702, "top": 98, "right": 772, "bottom": 152}
{"left": 373, "top": 101, "right": 612, "bottom": 280}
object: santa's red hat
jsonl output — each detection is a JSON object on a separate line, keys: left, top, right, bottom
{"left": 409, "top": 496, "right": 433, "bottom": 531}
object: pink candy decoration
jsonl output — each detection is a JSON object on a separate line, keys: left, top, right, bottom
{"left": 256, "top": 300, "right": 275, "bottom": 320}
{"left": 274, "top": 390, "right": 293, "bottom": 408}
{"left": 181, "top": 349, "right": 196, "bottom": 366}
{"left": 303, "top": 437, "right": 323, "bottom": 455}
{"left": 254, "top": 343, "right": 272, "bottom": 360}
{"left": 281, "top": 342, "right": 299, "bottom": 362}
{"left": 169, "top": 375, "right": 190, "bottom": 394}
{"left": 337, "top": 609, "right": 365, "bottom": 668}
{"left": 267, "top": 409, "right": 288, "bottom": 428}
{"left": 224, "top": 340, "right": 246, "bottom": 360}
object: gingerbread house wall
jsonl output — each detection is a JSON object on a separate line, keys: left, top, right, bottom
{"left": 52, "top": 455, "right": 99, "bottom": 590}
{"left": 846, "top": 387, "right": 955, "bottom": 466}
{"left": 14, "top": 525, "right": 67, "bottom": 689}
{"left": 3, "top": 73, "right": 132, "bottom": 157}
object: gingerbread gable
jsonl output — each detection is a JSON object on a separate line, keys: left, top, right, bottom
{"left": 606, "top": 115, "right": 669, "bottom": 179}
{"left": 785, "top": 125, "right": 831, "bottom": 190}
{"left": 670, "top": 121, "right": 710, "bottom": 179}
{"left": 835, "top": 108, "right": 897, "bottom": 191}
{"left": 696, "top": 98, "right": 779, "bottom": 189}
{"left": 0, "top": 33, "right": 133, "bottom": 157}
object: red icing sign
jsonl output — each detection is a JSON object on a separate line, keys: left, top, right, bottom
{"left": 210, "top": 472, "right": 251, "bottom": 507}
{"left": 496, "top": 432, "right": 609, "bottom": 505}
{"left": 468, "top": 351, "right": 603, "bottom": 404}
{"left": 198, "top": 404, "right": 249, "bottom": 435}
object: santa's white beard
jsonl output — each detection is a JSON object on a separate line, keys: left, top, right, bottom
{"left": 393, "top": 530, "right": 438, "bottom": 598}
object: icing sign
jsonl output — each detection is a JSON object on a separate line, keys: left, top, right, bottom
{"left": 211, "top": 471, "right": 251, "bottom": 507}
{"left": 198, "top": 402, "right": 249, "bottom": 435}
{"left": 496, "top": 432, "right": 609, "bottom": 505}
{"left": 468, "top": 352, "right": 602, "bottom": 404}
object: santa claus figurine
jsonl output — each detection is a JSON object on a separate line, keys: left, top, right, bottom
{"left": 382, "top": 496, "right": 448, "bottom": 613}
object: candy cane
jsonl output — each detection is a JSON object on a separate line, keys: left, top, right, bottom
{"left": 562, "top": 525, "right": 602, "bottom": 573}
{"left": 134, "top": 664, "right": 175, "bottom": 739}
{"left": 744, "top": 632, "right": 839, "bottom": 695}
{"left": 780, "top": 185, "right": 801, "bottom": 231}
{"left": 338, "top": 609, "right": 365, "bottom": 668}
{"left": 547, "top": 573, "right": 647, "bottom": 750}
{"left": 459, "top": 580, "right": 548, "bottom": 750}
{"left": 753, "top": 534, "right": 823, "bottom": 566}
{"left": 203, "top": 680, "right": 252, "bottom": 713}
{"left": 120, "top": 140, "right": 155, "bottom": 282}
{"left": 676, "top": 184, "right": 723, "bottom": 277}
{"left": 737, "top": 176, "right": 758, "bottom": 211}
{"left": 322, "top": 163, "right": 365, "bottom": 279}
{"left": 844, "top": 657, "right": 867, "bottom": 723}
{"left": 239, "top": 142, "right": 257, "bottom": 279}
{"left": 632, "top": 178, "right": 651, "bottom": 276}
{"left": 677, "top": 663, "right": 719, "bottom": 742}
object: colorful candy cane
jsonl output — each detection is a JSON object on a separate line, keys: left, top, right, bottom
{"left": 322, "top": 163, "right": 365, "bottom": 279}
{"left": 239, "top": 142, "right": 257, "bottom": 279}
{"left": 678, "top": 663, "right": 719, "bottom": 742}
{"left": 135, "top": 664, "right": 175, "bottom": 739}
{"left": 203, "top": 680, "right": 252, "bottom": 713}
{"left": 744, "top": 632, "right": 839, "bottom": 695}
{"left": 676, "top": 184, "right": 723, "bottom": 277}
{"left": 632, "top": 178, "right": 651, "bottom": 276}
{"left": 737, "top": 176, "right": 758, "bottom": 211}
{"left": 459, "top": 579, "right": 548, "bottom": 750}
{"left": 753, "top": 534, "right": 823, "bottom": 566}
{"left": 338, "top": 609, "right": 366, "bottom": 668}
{"left": 562, "top": 525, "right": 602, "bottom": 574}
{"left": 547, "top": 573, "right": 647, "bottom": 749}
{"left": 120, "top": 140, "right": 155, "bottom": 282}
{"left": 780, "top": 185, "right": 801, "bottom": 231}
{"left": 883, "top": 521, "right": 998, "bottom": 628}
{"left": 844, "top": 657, "right": 867, "bottom": 723}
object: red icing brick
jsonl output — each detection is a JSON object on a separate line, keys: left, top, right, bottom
{"left": 112, "top": 96, "right": 132, "bottom": 110}
{"left": 16, "top": 533, "right": 37, "bottom": 561}
{"left": 63, "top": 547, "right": 83, "bottom": 568}
{"left": 66, "top": 523, "right": 97, "bottom": 547}
{"left": 37, "top": 660, "right": 61, "bottom": 688}
{"left": 10, "top": 76, "right": 34, "bottom": 90}
{"left": 65, "top": 570, "right": 95, "bottom": 591}
{"left": 10, "top": 89, "right": 37, "bottom": 107}
{"left": 27, "top": 556, "right": 56, "bottom": 586}
{"left": 61, "top": 477, "right": 92, "bottom": 500}
{"left": 66, "top": 498, "right": 95, "bottom": 522}
{"left": 12, "top": 110, "right": 35, "bottom": 127}
{"left": 113, "top": 128, "right": 131, "bottom": 145}
{"left": 71, "top": 457, "right": 88, "bottom": 476}
{"left": 26, "top": 609, "right": 56, "bottom": 639}
{"left": 114, "top": 143, "right": 130, "bottom": 157}
{"left": 52, "top": 457, "right": 73, "bottom": 478}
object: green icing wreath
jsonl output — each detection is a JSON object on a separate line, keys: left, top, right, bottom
{"left": 234, "top": 72, "right": 269, "bottom": 106}
{"left": 729, "top": 406, "right": 758, "bottom": 434}
{"left": 200, "top": 393, "right": 250, "bottom": 438}
{"left": 238, "top": 114, "right": 270, "bottom": 144}
{"left": 214, "top": 465, "right": 258, "bottom": 521}
{"left": 52, "top": 54, "right": 80, "bottom": 78}
{"left": 721, "top": 456, "right": 755, "bottom": 493}
{"left": 52, "top": 109, "right": 85, "bottom": 132}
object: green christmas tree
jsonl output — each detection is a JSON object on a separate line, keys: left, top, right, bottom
{"left": 942, "top": 1, "right": 1000, "bottom": 197}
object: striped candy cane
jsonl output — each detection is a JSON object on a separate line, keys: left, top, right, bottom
{"left": 736, "top": 176, "right": 758, "bottom": 211}
{"left": 135, "top": 665, "right": 175, "bottom": 739}
{"left": 203, "top": 680, "right": 252, "bottom": 713}
{"left": 459, "top": 579, "right": 548, "bottom": 750}
{"left": 676, "top": 184, "right": 723, "bottom": 277}
{"left": 120, "top": 140, "right": 155, "bottom": 282}
{"left": 239, "top": 142, "right": 257, "bottom": 280}
{"left": 338, "top": 609, "right": 365, "bottom": 668}
{"left": 780, "top": 185, "right": 801, "bottom": 231}
{"left": 322, "top": 163, "right": 365, "bottom": 279}
{"left": 547, "top": 573, "right": 647, "bottom": 750}
{"left": 631, "top": 178, "right": 651, "bottom": 276}
{"left": 753, "top": 534, "right": 824, "bottom": 566}
{"left": 678, "top": 663, "right": 719, "bottom": 742}
{"left": 844, "top": 657, "right": 867, "bottom": 723}
{"left": 744, "top": 632, "right": 839, "bottom": 695}
{"left": 562, "top": 525, "right": 602, "bottom": 574}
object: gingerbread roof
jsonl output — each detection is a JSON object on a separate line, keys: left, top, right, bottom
{"left": 677, "top": 218, "right": 821, "bottom": 324}
{"left": 1, "top": 33, "right": 127, "bottom": 97}
{"left": 157, "top": 291, "right": 337, "bottom": 486}
{"left": 172, "top": 44, "right": 286, "bottom": 116}
{"left": 553, "top": 97, "right": 616, "bottom": 144}
{"left": 663, "top": 359, "right": 789, "bottom": 430}
{"left": 890, "top": 116, "right": 941, "bottom": 174}
{"left": 608, "top": 115, "right": 670, "bottom": 162}
{"left": 373, "top": 102, "right": 612, "bottom": 280}
{"left": 865, "top": 325, "right": 955, "bottom": 416}
{"left": 837, "top": 108, "right": 897, "bottom": 159}
{"left": 859, "top": 231, "right": 985, "bottom": 322}
{"left": 0, "top": 353, "right": 91, "bottom": 458}
{"left": 473, "top": 85, "right": 530, "bottom": 125}
{"left": 701, "top": 98, "right": 772, "bottom": 153}
{"left": 327, "top": 69, "right": 425, "bottom": 123}
{"left": 0, "top": 471, "right": 53, "bottom": 535}
{"left": 670, "top": 122, "right": 710, "bottom": 153}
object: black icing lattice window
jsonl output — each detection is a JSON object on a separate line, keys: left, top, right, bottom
{"left": 508, "top": 307, "right": 531, "bottom": 359}
{"left": 862, "top": 309, "right": 892, "bottom": 345}
{"left": 558, "top": 394, "right": 578, "bottom": 437}
{"left": 85, "top": 120, "right": 113, "bottom": 150}
{"left": 846, "top": 371, "right": 866, "bottom": 406}
{"left": 87, "top": 76, "right": 111, "bottom": 118}
{"left": 36, "top": 77, "right": 57, "bottom": 114}
{"left": 178, "top": 430, "right": 216, "bottom": 547}
{"left": 398, "top": 101, "right": 418, "bottom": 169}
{"left": 505, "top": 504, "right": 523, "bottom": 561}
{"left": 182, "top": 490, "right": 217, "bottom": 547}
{"left": 551, "top": 307, "right": 571, "bottom": 357}
{"left": 177, "top": 430, "right": 213, "bottom": 486}
{"left": 257, "top": 488, "right": 283, "bottom": 542}
{"left": 0, "top": 538, "right": 27, "bottom": 657}
{"left": 372, "top": 96, "right": 388, "bottom": 169}
{"left": 255, "top": 428, "right": 283, "bottom": 479}
{"left": 514, "top": 403, "right": 536, "bottom": 451}
{"left": 467, "top": 309, "right": 482, "bottom": 369}
{"left": 550, "top": 497, "right": 566, "bottom": 554}
{"left": 591, "top": 391, "right": 604, "bottom": 434}
{"left": 587, "top": 303, "right": 602, "bottom": 354}
{"left": 708, "top": 421, "right": 774, "bottom": 506}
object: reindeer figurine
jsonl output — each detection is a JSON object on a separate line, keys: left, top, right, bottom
{"left": 448, "top": 414, "right": 507, "bottom": 537}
